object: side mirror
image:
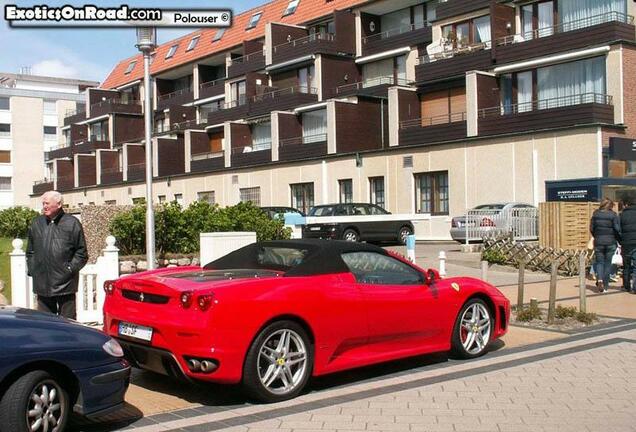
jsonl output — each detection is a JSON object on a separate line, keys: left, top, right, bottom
{"left": 427, "top": 268, "right": 440, "bottom": 284}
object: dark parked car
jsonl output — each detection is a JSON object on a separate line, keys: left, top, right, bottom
{"left": 303, "top": 203, "right": 414, "bottom": 244}
{"left": 0, "top": 307, "right": 130, "bottom": 432}
{"left": 260, "top": 206, "right": 305, "bottom": 219}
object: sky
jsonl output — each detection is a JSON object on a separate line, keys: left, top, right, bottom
{"left": 0, "top": 0, "right": 263, "bottom": 83}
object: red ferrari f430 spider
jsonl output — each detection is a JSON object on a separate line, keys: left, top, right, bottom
{"left": 104, "top": 239, "right": 509, "bottom": 402}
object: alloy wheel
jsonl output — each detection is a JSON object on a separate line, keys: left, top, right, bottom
{"left": 26, "top": 380, "right": 64, "bottom": 432}
{"left": 257, "top": 329, "right": 308, "bottom": 395}
{"left": 459, "top": 302, "right": 491, "bottom": 355}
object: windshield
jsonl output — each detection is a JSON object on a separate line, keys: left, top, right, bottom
{"left": 308, "top": 206, "right": 334, "bottom": 216}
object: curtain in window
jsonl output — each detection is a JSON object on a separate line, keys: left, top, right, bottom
{"left": 560, "top": 0, "right": 626, "bottom": 31}
{"left": 396, "top": 56, "right": 407, "bottom": 84}
{"left": 517, "top": 71, "right": 533, "bottom": 113}
{"left": 537, "top": 57, "right": 606, "bottom": 109}
{"left": 473, "top": 15, "right": 491, "bottom": 47}
{"left": 362, "top": 59, "right": 393, "bottom": 87}
{"left": 522, "top": 5, "right": 534, "bottom": 39}
{"left": 381, "top": 8, "right": 410, "bottom": 34}
{"left": 251, "top": 122, "right": 272, "bottom": 151}
{"left": 302, "top": 109, "right": 327, "bottom": 143}
{"left": 537, "top": 2, "right": 554, "bottom": 37}
{"left": 426, "top": 1, "right": 437, "bottom": 22}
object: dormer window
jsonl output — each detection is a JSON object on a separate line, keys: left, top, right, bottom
{"left": 213, "top": 28, "right": 225, "bottom": 42}
{"left": 149, "top": 52, "right": 156, "bottom": 65}
{"left": 165, "top": 44, "right": 179, "bottom": 59}
{"left": 246, "top": 12, "right": 262, "bottom": 29}
{"left": 124, "top": 60, "right": 136, "bottom": 74}
{"left": 283, "top": 0, "right": 300, "bottom": 16}
{"left": 187, "top": 36, "right": 200, "bottom": 51}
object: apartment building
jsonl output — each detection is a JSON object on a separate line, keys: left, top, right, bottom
{"left": 0, "top": 72, "right": 98, "bottom": 207}
{"left": 39, "top": 0, "right": 636, "bottom": 239}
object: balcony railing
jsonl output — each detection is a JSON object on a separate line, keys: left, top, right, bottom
{"left": 34, "top": 178, "right": 52, "bottom": 185}
{"left": 335, "top": 76, "right": 409, "bottom": 94}
{"left": 280, "top": 133, "right": 327, "bottom": 146}
{"left": 478, "top": 93, "right": 613, "bottom": 118}
{"left": 65, "top": 108, "right": 86, "bottom": 117}
{"left": 199, "top": 77, "right": 225, "bottom": 89}
{"left": 90, "top": 98, "right": 141, "bottom": 109}
{"left": 101, "top": 167, "right": 122, "bottom": 174}
{"left": 362, "top": 21, "right": 429, "bottom": 44}
{"left": 400, "top": 112, "right": 467, "bottom": 129}
{"left": 191, "top": 151, "right": 224, "bottom": 161}
{"left": 48, "top": 143, "right": 71, "bottom": 151}
{"left": 496, "top": 11, "right": 634, "bottom": 46}
{"left": 158, "top": 87, "right": 194, "bottom": 101}
{"left": 418, "top": 40, "right": 491, "bottom": 64}
{"left": 273, "top": 32, "right": 335, "bottom": 53}
{"left": 229, "top": 51, "right": 263, "bottom": 65}
{"left": 127, "top": 163, "right": 145, "bottom": 171}
{"left": 252, "top": 86, "right": 318, "bottom": 102}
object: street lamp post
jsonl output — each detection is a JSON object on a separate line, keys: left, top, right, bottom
{"left": 136, "top": 27, "right": 157, "bottom": 269}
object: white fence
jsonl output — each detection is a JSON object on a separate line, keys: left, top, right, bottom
{"left": 11, "top": 236, "right": 119, "bottom": 324}
{"left": 460, "top": 208, "right": 538, "bottom": 243}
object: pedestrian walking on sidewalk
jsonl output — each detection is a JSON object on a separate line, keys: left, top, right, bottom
{"left": 26, "top": 190, "right": 88, "bottom": 319}
{"left": 590, "top": 198, "right": 621, "bottom": 293}
{"left": 619, "top": 197, "right": 636, "bottom": 293}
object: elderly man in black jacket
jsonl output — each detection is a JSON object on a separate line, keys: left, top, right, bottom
{"left": 620, "top": 197, "right": 636, "bottom": 293}
{"left": 26, "top": 191, "right": 88, "bottom": 319}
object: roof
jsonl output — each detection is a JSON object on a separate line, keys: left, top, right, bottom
{"left": 204, "top": 239, "right": 388, "bottom": 276}
{"left": 0, "top": 72, "right": 99, "bottom": 89}
{"left": 101, "top": 0, "right": 370, "bottom": 89}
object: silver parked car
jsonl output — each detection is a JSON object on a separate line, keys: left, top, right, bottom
{"left": 450, "top": 203, "right": 538, "bottom": 243}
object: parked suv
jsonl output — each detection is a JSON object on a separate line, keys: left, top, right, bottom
{"left": 302, "top": 203, "right": 414, "bottom": 244}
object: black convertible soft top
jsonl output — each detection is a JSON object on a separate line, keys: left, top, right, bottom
{"left": 204, "top": 239, "right": 390, "bottom": 276}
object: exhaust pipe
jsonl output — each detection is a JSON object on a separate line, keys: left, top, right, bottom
{"left": 188, "top": 359, "right": 201, "bottom": 372}
{"left": 200, "top": 360, "right": 217, "bottom": 373}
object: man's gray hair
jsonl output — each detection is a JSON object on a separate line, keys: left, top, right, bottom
{"left": 42, "top": 190, "right": 64, "bottom": 205}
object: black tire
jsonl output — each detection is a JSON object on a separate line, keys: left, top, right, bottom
{"left": 397, "top": 226, "right": 413, "bottom": 245}
{"left": 0, "top": 370, "right": 70, "bottom": 432}
{"left": 450, "top": 298, "right": 493, "bottom": 359}
{"left": 342, "top": 228, "right": 360, "bottom": 242}
{"left": 243, "top": 320, "right": 313, "bottom": 403}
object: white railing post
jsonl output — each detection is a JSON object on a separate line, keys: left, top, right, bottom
{"left": 10, "top": 239, "right": 34, "bottom": 309}
{"left": 406, "top": 234, "right": 416, "bottom": 263}
{"left": 438, "top": 251, "right": 447, "bottom": 277}
{"left": 97, "top": 235, "right": 119, "bottom": 318}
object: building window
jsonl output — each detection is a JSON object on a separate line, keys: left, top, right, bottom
{"left": 173, "top": 194, "right": 184, "bottom": 205}
{"left": 0, "top": 177, "right": 12, "bottom": 190}
{"left": 0, "top": 97, "right": 9, "bottom": 111}
{"left": 246, "top": 12, "right": 262, "bottom": 29}
{"left": 240, "top": 187, "right": 261, "bottom": 206}
{"left": 197, "top": 191, "right": 215, "bottom": 204}
{"left": 186, "top": 35, "right": 200, "bottom": 52}
{"left": 297, "top": 65, "right": 316, "bottom": 93}
{"left": 301, "top": 109, "right": 327, "bottom": 143}
{"left": 442, "top": 15, "right": 491, "bottom": 48}
{"left": 415, "top": 171, "right": 449, "bottom": 215}
{"left": 339, "top": 179, "right": 353, "bottom": 203}
{"left": 43, "top": 126, "right": 57, "bottom": 140}
{"left": 291, "top": 182, "right": 314, "bottom": 215}
{"left": 251, "top": 121, "right": 272, "bottom": 151}
{"left": 199, "top": 100, "right": 224, "bottom": 118}
{"left": 213, "top": 28, "right": 225, "bottom": 42}
{"left": 43, "top": 100, "right": 56, "bottom": 114}
{"left": 230, "top": 80, "right": 247, "bottom": 106}
{"left": 166, "top": 44, "right": 179, "bottom": 59}
{"left": 0, "top": 151, "right": 10, "bottom": 164}
{"left": 104, "top": 200, "right": 116, "bottom": 205}
{"left": 369, "top": 176, "right": 385, "bottom": 209}
{"left": 283, "top": 0, "right": 300, "bottom": 16}
{"left": 0, "top": 123, "right": 10, "bottom": 137}
{"left": 132, "top": 197, "right": 145, "bottom": 204}
{"left": 90, "top": 120, "right": 109, "bottom": 141}
{"left": 124, "top": 60, "right": 136, "bottom": 74}
{"left": 158, "top": 195, "right": 166, "bottom": 203}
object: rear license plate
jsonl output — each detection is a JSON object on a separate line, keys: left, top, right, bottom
{"left": 118, "top": 321, "right": 153, "bottom": 342}
{"left": 309, "top": 227, "right": 321, "bottom": 231}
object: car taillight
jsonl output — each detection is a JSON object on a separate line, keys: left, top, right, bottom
{"left": 197, "top": 294, "right": 215, "bottom": 311}
{"left": 104, "top": 280, "right": 116, "bottom": 295}
{"left": 180, "top": 291, "right": 193, "bottom": 308}
{"left": 480, "top": 218, "right": 495, "bottom": 227}
{"left": 451, "top": 219, "right": 457, "bottom": 228}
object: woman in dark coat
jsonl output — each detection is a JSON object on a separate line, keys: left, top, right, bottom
{"left": 590, "top": 198, "right": 621, "bottom": 292}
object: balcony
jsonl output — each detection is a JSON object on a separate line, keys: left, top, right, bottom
{"left": 74, "top": 140, "right": 110, "bottom": 154}
{"left": 362, "top": 22, "right": 432, "bottom": 57}
{"left": 227, "top": 51, "right": 266, "bottom": 79}
{"left": 416, "top": 42, "right": 492, "bottom": 84}
{"left": 399, "top": 113, "right": 468, "bottom": 147}
{"left": 495, "top": 12, "right": 635, "bottom": 64}
{"left": 157, "top": 87, "right": 194, "bottom": 111}
{"left": 278, "top": 134, "right": 328, "bottom": 162}
{"left": 477, "top": 93, "right": 614, "bottom": 136}
{"left": 101, "top": 167, "right": 123, "bottom": 185}
{"left": 190, "top": 151, "right": 225, "bottom": 173}
{"left": 206, "top": 98, "right": 250, "bottom": 125}
{"left": 127, "top": 163, "right": 146, "bottom": 182}
{"left": 198, "top": 78, "right": 225, "bottom": 100}
{"left": 250, "top": 86, "right": 319, "bottom": 117}
{"left": 33, "top": 179, "right": 54, "bottom": 195}
{"left": 90, "top": 98, "right": 142, "bottom": 118}
{"left": 231, "top": 147, "right": 272, "bottom": 168}
{"left": 56, "top": 175, "right": 75, "bottom": 192}
{"left": 46, "top": 144, "right": 72, "bottom": 160}
{"left": 333, "top": 76, "right": 408, "bottom": 98}
{"left": 272, "top": 33, "right": 342, "bottom": 65}
{"left": 63, "top": 108, "right": 86, "bottom": 126}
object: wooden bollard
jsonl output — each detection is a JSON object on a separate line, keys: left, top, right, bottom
{"left": 517, "top": 259, "right": 525, "bottom": 311}
{"left": 578, "top": 253, "right": 587, "bottom": 313}
{"left": 547, "top": 261, "right": 558, "bottom": 324}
